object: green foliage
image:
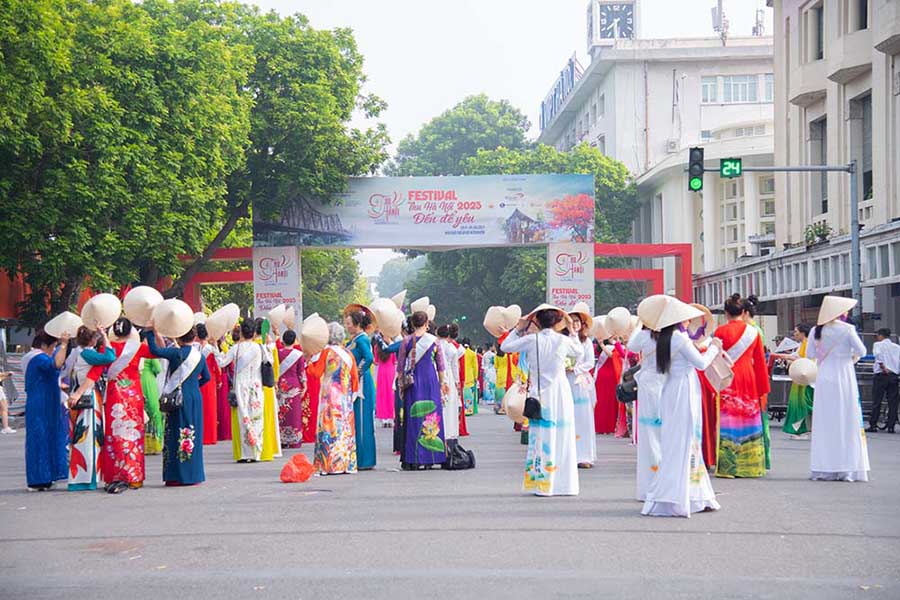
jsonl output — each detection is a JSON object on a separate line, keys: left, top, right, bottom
{"left": 299, "top": 249, "right": 369, "bottom": 322}
{"left": 0, "top": 0, "right": 389, "bottom": 325}
{"left": 388, "top": 94, "right": 530, "bottom": 176}
{"left": 376, "top": 255, "right": 425, "bottom": 298}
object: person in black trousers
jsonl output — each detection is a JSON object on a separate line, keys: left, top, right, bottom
{"left": 868, "top": 329, "right": 900, "bottom": 433}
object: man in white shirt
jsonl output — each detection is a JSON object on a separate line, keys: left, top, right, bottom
{"left": 868, "top": 328, "right": 900, "bottom": 433}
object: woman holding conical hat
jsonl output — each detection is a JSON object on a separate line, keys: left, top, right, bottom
{"left": 397, "top": 309, "right": 450, "bottom": 469}
{"left": 772, "top": 323, "right": 815, "bottom": 438}
{"left": 216, "top": 319, "right": 265, "bottom": 462}
{"left": 567, "top": 303, "right": 597, "bottom": 468}
{"left": 502, "top": 304, "right": 582, "bottom": 496}
{"left": 807, "top": 296, "right": 870, "bottom": 482}
{"left": 593, "top": 316, "right": 624, "bottom": 435}
{"left": 275, "top": 327, "right": 306, "bottom": 449}
{"left": 641, "top": 296, "right": 722, "bottom": 517}
{"left": 712, "top": 294, "right": 770, "bottom": 479}
{"left": 344, "top": 304, "right": 377, "bottom": 470}
{"left": 628, "top": 296, "right": 667, "bottom": 501}
{"left": 62, "top": 324, "right": 115, "bottom": 491}
{"left": 143, "top": 301, "right": 211, "bottom": 486}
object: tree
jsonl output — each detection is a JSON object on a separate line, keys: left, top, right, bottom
{"left": 0, "top": 0, "right": 253, "bottom": 324}
{"left": 388, "top": 94, "right": 530, "bottom": 176}
{"left": 375, "top": 255, "right": 425, "bottom": 298}
{"left": 169, "top": 5, "right": 389, "bottom": 297}
{"left": 548, "top": 193, "right": 595, "bottom": 242}
{"left": 299, "top": 250, "right": 370, "bottom": 322}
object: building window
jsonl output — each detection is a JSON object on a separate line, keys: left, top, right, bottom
{"left": 867, "top": 247, "right": 878, "bottom": 279}
{"left": 841, "top": 254, "right": 850, "bottom": 284}
{"left": 762, "top": 221, "right": 775, "bottom": 235}
{"left": 880, "top": 245, "right": 891, "bottom": 279}
{"left": 761, "top": 199, "right": 775, "bottom": 217}
{"left": 701, "top": 76, "right": 718, "bottom": 103}
{"left": 701, "top": 129, "right": 712, "bottom": 141}
{"left": 591, "top": 103, "right": 597, "bottom": 125}
{"left": 892, "top": 242, "right": 900, "bottom": 275}
{"left": 598, "top": 93, "right": 605, "bottom": 118}
{"left": 805, "top": 3, "right": 825, "bottom": 61}
{"left": 848, "top": 0, "right": 868, "bottom": 31}
{"left": 764, "top": 73, "right": 774, "bottom": 102}
{"left": 809, "top": 117, "right": 828, "bottom": 215}
{"left": 861, "top": 94, "right": 873, "bottom": 200}
{"left": 723, "top": 75, "right": 758, "bottom": 103}
{"left": 598, "top": 134, "right": 606, "bottom": 155}
{"left": 760, "top": 176, "right": 775, "bottom": 194}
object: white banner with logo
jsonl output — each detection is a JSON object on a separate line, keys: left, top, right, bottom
{"left": 547, "top": 242, "right": 594, "bottom": 313}
{"left": 252, "top": 246, "right": 301, "bottom": 318}
{"left": 253, "top": 174, "right": 595, "bottom": 249}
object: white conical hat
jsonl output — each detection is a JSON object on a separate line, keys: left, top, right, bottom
{"left": 591, "top": 315, "right": 610, "bottom": 340}
{"left": 391, "top": 290, "right": 407, "bottom": 310}
{"left": 606, "top": 306, "right": 631, "bottom": 336}
{"left": 193, "top": 312, "right": 207, "bottom": 326}
{"left": 267, "top": 304, "right": 287, "bottom": 330}
{"left": 205, "top": 303, "right": 240, "bottom": 342}
{"left": 152, "top": 299, "right": 194, "bottom": 339}
{"left": 371, "top": 298, "right": 404, "bottom": 339}
{"left": 426, "top": 304, "right": 436, "bottom": 322}
{"left": 817, "top": 295, "right": 857, "bottom": 326}
{"left": 300, "top": 314, "right": 329, "bottom": 356}
{"left": 123, "top": 286, "right": 163, "bottom": 327}
{"left": 44, "top": 312, "right": 83, "bottom": 339}
{"left": 410, "top": 296, "right": 429, "bottom": 315}
{"left": 638, "top": 295, "right": 703, "bottom": 331}
{"left": 525, "top": 303, "right": 569, "bottom": 332}
{"left": 789, "top": 357, "right": 818, "bottom": 386}
{"left": 502, "top": 305, "right": 522, "bottom": 329}
{"left": 283, "top": 306, "right": 297, "bottom": 330}
{"left": 81, "top": 293, "right": 122, "bottom": 331}
{"left": 483, "top": 306, "right": 507, "bottom": 338}
{"left": 569, "top": 301, "right": 593, "bottom": 329}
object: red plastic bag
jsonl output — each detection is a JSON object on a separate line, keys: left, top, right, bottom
{"left": 280, "top": 453, "right": 314, "bottom": 483}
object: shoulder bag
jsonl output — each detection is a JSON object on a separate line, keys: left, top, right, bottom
{"left": 260, "top": 345, "right": 275, "bottom": 388}
{"left": 523, "top": 334, "right": 543, "bottom": 421}
{"left": 159, "top": 348, "right": 201, "bottom": 414}
{"left": 398, "top": 337, "right": 416, "bottom": 393}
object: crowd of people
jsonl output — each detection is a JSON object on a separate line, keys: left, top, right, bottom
{"left": 19, "top": 285, "right": 884, "bottom": 518}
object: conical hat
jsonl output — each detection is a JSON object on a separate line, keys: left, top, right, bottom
{"left": 568, "top": 302, "right": 593, "bottom": 330}
{"left": 817, "top": 295, "right": 857, "bottom": 326}
{"left": 410, "top": 296, "right": 429, "bottom": 315}
{"left": 525, "top": 303, "right": 569, "bottom": 332}
{"left": 483, "top": 306, "right": 508, "bottom": 338}
{"left": 639, "top": 295, "right": 703, "bottom": 331}
{"left": 606, "top": 306, "right": 631, "bottom": 336}
{"left": 391, "top": 290, "right": 407, "bottom": 310}
{"left": 426, "top": 304, "right": 436, "bottom": 322}
{"left": 206, "top": 303, "right": 240, "bottom": 342}
{"left": 283, "top": 306, "right": 297, "bottom": 330}
{"left": 152, "top": 299, "right": 194, "bottom": 339}
{"left": 789, "top": 357, "right": 818, "bottom": 386}
{"left": 267, "top": 304, "right": 287, "bottom": 330}
{"left": 502, "top": 305, "right": 522, "bottom": 329}
{"left": 371, "top": 298, "right": 404, "bottom": 339}
{"left": 123, "top": 286, "right": 163, "bottom": 327}
{"left": 591, "top": 315, "right": 610, "bottom": 340}
{"left": 44, "top": 311, "right": 83, "bottom": 339}
{"left": 300, "top": 314, "right": 329, "bottom": 356}
{"left": 81, "top": 293, "right": 122, "bottom": 331}
{"left": 193, "top": 312, "right": 207, "bottom": 326}
{"left": 688, "top": 303, "right": 715, "bottom": 337}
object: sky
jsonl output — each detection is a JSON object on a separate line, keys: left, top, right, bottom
{"left": 253, "top": 0, "right": 773, "bottom": 278}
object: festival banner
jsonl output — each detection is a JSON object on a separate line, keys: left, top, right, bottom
{"left": 547, "top": 242, "right": 595, "bottom": 314}
{"left": 253, "top": 174, "right": 594, "bottom": 249}
{"left": 252, "top": 246, "right": 301, "bottom": 318}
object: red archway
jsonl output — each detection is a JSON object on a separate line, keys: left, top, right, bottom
{"left": 594, "top": 243, "right": 692, "bottom": 303}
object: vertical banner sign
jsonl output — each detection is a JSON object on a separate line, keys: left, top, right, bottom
{"left": 547, "top": 242, "right": 595, "bottom": 313}
{"left": 252, "top": 246, "right": 301, "bottom": 318}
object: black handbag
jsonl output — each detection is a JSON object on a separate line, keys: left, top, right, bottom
{"left": 68, "top": 373, "right": 93, "bottom": 410}
{"left": 261, "top": 349, "right": 275, "bottom": 387}
{"left": 159, "top": 387, "right": 183, "bottom": 413}
{"left": 442, "top": 438, "right": 476, "bottom": 470}
{"left": 523, "top": 335, "right": 543, "bottom": 421}
{"left": 228, "top": 388, "right": 239, "bottom": 408}
{"left": 616, "top": 363, "right": 640, "bottom": 404}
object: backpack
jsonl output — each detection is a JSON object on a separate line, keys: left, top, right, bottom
{"left": 442, "top": 438, "right": 476, "bottom": 470}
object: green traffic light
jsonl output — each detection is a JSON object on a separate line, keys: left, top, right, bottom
{"left": 689, "top": 176, "right": 703, "bottom": 191}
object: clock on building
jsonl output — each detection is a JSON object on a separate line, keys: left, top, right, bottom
{"left": 599, "top": 2, "right": 635, "bottom": 39}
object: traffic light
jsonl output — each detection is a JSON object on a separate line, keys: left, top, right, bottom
{"left": 688, "top": 147, "right": 704, "bottom": 192}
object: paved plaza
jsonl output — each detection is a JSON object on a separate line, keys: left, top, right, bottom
{"left": 1, "top": 412, "right": 899, "bottom": 599}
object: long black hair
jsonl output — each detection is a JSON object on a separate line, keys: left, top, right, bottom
{"left": 655, "top": 324, "right": 676, "bottom": 375}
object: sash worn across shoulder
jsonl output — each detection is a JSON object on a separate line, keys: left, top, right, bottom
{"left": 279, "top": 348, "right": 303, "bottom": 374}
{"left": 414, "top": 334, "right": 437, "bottom": 365}
{"left": 108, "top": 340, "right": 140, "bottom": 381}
{"left": 725, "top": 323, "right": 759, "bottom": 363}
{"left": 162, "top": 347, "right": 202, "bottom": 395}
{"left": 331, "top": 345, "right": 354, "bottom": 369}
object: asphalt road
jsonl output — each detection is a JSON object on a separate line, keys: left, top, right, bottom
{"left": 1, "top": 409, "right": 899, "bottom": 599}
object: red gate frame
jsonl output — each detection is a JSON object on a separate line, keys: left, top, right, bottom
{"left": 593, "top": 243, "right": 692, "bottom": 303}
{"left": 181, "top": 247, "right": 253, "bottom": 311}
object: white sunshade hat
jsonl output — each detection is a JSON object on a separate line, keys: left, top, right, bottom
{"left": 817, "top": 295, "right": 857, "bottom": 326}
{"left": 81, "top": 293, "right": 122, "bottom": 331}
{"left": 123, "top": 286, "right": 163, "bottom": 327}
{"left": 44, "top": 311, "right": 83, "bottom": 339}
{"left": 152, "top": 299, "right": 194, "bottom": 339}
{"left": 206, "top": 303, "right": 240, "bottom": 342}
{"left": 789, "top": 357, "right": 818, "bottom": 386}
{"left": 637, "top": 295, "right": 703, "bottom": 331}
{"left": 606, "top": 306, "right": 631, "bottom": 337}
{"left": 300, "top": 313, "right": 329, "bottom": 357}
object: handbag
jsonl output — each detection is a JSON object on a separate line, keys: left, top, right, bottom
{"left": 158, "top": 387, "right": 183, "bottom": 414}
{"left": 523, "top": 335, "right": 543, "bottom": 421}
{"left": 616, "top": 363, "right": 640, "bottom": 404}
{"left": 261, "top": 348, "right": 275, "bottom": 387}
{"left": 69, "top": 373, "right": 94, "bottom": 410}
{"left": 705, "top": 351, "right": 734, "bottom": 392}
{"left": 398, "top": 337, "right": 416, "bottom": 393}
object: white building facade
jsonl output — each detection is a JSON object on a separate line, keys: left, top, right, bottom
{"left": 537, "top": 1, "right": 775, "bottom": 295}
{"left": 694, "top": 0, "right": 900, "bottom": 333}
